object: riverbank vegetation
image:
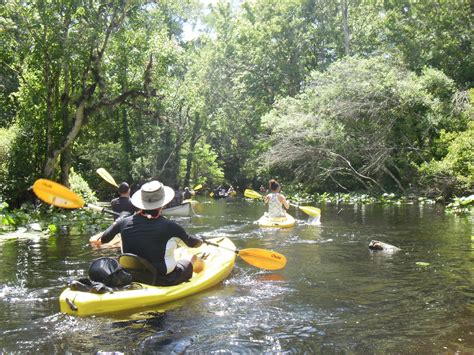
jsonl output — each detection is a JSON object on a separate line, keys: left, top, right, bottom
{"left": 1, "top": 0, "right": 472, "bottom": 216}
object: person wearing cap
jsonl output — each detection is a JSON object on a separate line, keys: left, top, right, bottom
{"left": 111, "top": 182, "right": 137, "bottom": 219}
{"left": 93, "top": 180, "right": 204, "bottom": 286}
{"left": 182, "top": 187, "right": 193, "bottom": 200}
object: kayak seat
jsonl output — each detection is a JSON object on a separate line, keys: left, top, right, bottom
{"left": 118, "top": 253, "right": 162, "bottom": 285}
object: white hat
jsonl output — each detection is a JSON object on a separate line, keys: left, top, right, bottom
{"left": 131, "top": 180, "right": 175, "bottom": 210}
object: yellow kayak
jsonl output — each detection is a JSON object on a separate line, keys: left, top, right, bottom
{"left": 60, "top": 237, "right": 236, "bottom": 316}
{"left": 258, "top": 212, "right": 296, "bottom": 228}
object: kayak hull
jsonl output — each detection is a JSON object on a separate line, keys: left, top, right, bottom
{"left": 162, "top": 202, "right": 193, "bottom": 217}
{"left": 182, "top": 199, "right": 199, "bottom": 206}
{"left": 258, "top": 212, "right": 296, "bottom": 228}
{"left": 60, "top": 237, "right": 236, "bottom": 316}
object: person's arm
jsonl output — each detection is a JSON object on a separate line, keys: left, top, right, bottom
{"left": 279, "top": 194, "right": 289, "bottom": 210}
{"left": 171, "top": 222, "right": 203, "bottom": 248}
{"left": 92, "top": 218, "right": 122, "bottom": 246}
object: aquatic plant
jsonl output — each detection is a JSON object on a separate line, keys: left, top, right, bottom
{"left": 0, "top": 202, "right": 15, "bottom": 229}
{"left": 445, "top": 195, "right": 474, "bottom": 215}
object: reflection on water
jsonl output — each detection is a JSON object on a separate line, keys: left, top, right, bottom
{"left": 0, "top": 197, "right": 473, "bottom": 353}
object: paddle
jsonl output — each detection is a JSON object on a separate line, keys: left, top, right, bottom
{"left": 244, "top": 189, "right": 264, "bottom": 200}
{"left": 244, "top": 189, "right": 321, "bottom": 217}
{"left": 193, "top": 184, "right": 202, "bottom": 191}
{"left": 32, "top": 179, "right": 119, "bottom": 217}
{"left": 96, "top": 168, "right": 118, "bottom": 188}
{"left": 202, "top": 238, "right": 287, "bottom": 270}
{"left": 288, "top": 203, "right": 321, "bottom": 217}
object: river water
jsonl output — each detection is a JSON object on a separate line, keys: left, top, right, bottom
{"left": 0, "top": 197, "right": 472, "bottom": 353}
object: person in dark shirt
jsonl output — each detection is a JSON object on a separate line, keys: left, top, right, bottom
{"left": 182, "top": 187, "right": 193, "bottom": 200}
{"left": 92, "top": 180, "right": 204, "bottom": 286}
{"left": 111, "top": 182, "right": 137, "bottom": 218}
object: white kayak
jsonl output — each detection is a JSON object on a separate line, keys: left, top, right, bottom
{"left": 162, "top": 201, "right": 194, "bottom": 217}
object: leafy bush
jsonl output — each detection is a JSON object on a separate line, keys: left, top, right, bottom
{"left": 179, "top": 141, "right": 225, "bottom": 187}
{"left": 261, "top": 56, "right": 470, "bottom": 197}
{"left": 68, "top": 167, "right": 98, "bottom": 204}
{"left": 418, "top": 122, "right": 474, "bottom": 198}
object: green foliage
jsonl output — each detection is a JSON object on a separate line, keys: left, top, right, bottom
{"left": 0, "top": 125, "right": 18, "bottom": 185}
{"left": 261, "top": 56, "right": 469, "bottom": 196}
{"left": 350, "top": 0, "right": 473, "bottom": 87}
{"left": 47, "top": 223, "right": 58, "bottom": 236}
{"left": 68, "top": 168, "right": 98, "bottom": 205}
{"left": 0, "top": 202, "right": 16, "bottom": 228}
{"left": 179, "top": 141, "right": 224, "bottom": 186}
{"left": 74, "top": 141, "right": 124, "bottom": 199}
{"left": 445, "top": 195, "right": 474, "bottom": 215}
{"left": 1, "top": 0, "right": 472, "bottom": 208}
{"left": 418, "top": 122, "right": 474, "bottom": 198}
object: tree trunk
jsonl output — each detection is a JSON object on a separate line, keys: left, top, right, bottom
{"left": 43, "top": 101, "right": 85, "bottom": 178}
{"left": 342, "top": 0, "right": 350, "bottom": 56}
{"left": 121, "top": 107, "right": 133, "bottom": 181}
{"left": 59, "top": 146, "right": 72, "bottom": 187}
{"left": 183, "top": 114, "right": 201, "bottom": 187}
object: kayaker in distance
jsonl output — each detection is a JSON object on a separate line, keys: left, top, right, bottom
{"left": 111, "top": 182, "right": 138, "bottom": 219}
{"left": 227, "top": 185, "right": 236, "bottom": 196}
{"left": 264, "top": 179, "right": 289, "bottom": 218}
{"left": 182, "top": 187, "right": 193, "bottom": 200}
{"left": 91, "top": 180, "right": 204, "bottom": 286}
{"left": 167, "top": 184, "right": 184, "bottom": 208}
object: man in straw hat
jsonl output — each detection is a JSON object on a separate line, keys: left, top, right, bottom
{"left": 92, "top": 180, "right": 204, "bottom": 286}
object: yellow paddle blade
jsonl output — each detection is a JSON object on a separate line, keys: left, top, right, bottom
{"left": 238, "top": 248, "right": 287, "bottom": 270}
{"left": 96, "top": 168, "right": 118, "bottom": 187}
{"left": 193, "top": 184, "right": 202, "bottom": 191}
{"left": 244, "top": 189, "right": 262, "bottom": 199}
{"left": 32, "top": 179, "right": 85, "bottom": 209}
{"left": 298, "top": 206, "right": 321, "bottom": 217}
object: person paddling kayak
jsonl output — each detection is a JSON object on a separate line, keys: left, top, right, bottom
{"left": 91, "top": 180, "right": 204, "bottom": 286}
{"left": 110, "top": 182, "right": 137, "bottom": 219}
{"left": 264, "top": 179, "right": 289, "bottom": 218}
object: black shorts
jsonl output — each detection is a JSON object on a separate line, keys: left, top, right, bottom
{"left": 155, "top": 259, "right": 193, "bottom": 286}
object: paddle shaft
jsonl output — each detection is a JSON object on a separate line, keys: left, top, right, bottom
{"left": 203, "top": 239, "right": 239, "bottom": 255}
{"left": 86, "top": 204, "right": 120, "bottom": 217}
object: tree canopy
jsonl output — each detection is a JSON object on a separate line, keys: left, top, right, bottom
{"left": 0, "top": 0, "right": 472, "bottom": 205}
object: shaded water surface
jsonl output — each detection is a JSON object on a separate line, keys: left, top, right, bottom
{"left": 0, "top": 198, "right": 473, "bottom": 353}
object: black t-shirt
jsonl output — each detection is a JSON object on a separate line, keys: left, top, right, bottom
{"left": 111, "top": 197, "right": 137, "bottom": 217}
{"left": 101, "top": 214, "right": 202, "bottom": 275}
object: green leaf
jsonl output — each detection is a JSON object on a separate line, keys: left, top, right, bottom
{"left": 416, "top": 262, "right": 430, "bottom": 267}
{"left": 48, "top": 224, "right": 58, "bottom": 235}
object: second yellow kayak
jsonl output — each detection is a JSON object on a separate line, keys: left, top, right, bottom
{"left": 257, "top": 212, "right": 296, "bottom": 228}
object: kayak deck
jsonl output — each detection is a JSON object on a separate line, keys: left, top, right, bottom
{"left": 257, "top": 212, "right": 296, "bottom": 228}
{"left": 60, "top": 237, "right": 236, "bottom": 316}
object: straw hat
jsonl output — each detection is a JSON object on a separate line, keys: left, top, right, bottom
{"left": 131, "top": 180, "right": 175, "bottom": 210}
